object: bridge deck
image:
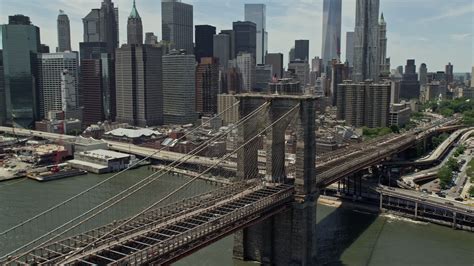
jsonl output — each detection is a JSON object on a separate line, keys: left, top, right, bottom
{"left": 7, "top": 182, "right": 293, "bottom": 265}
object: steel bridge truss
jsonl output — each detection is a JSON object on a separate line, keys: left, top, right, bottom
{"left": 7, "top": 182, "right": 293, "bottom": 265}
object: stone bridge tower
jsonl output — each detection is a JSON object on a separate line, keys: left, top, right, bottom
{"left": 233, "top": 94, "right": 319, "bottom": 265}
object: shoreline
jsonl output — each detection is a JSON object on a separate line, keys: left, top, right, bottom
{"left": 318, "top": 195, "right": 380, "bottom": 214}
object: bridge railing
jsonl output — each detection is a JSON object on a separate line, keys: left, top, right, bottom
{"left": 108, "top": 185, "right": 294, "bottom": 265}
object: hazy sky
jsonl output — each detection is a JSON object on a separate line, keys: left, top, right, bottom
{"left": 1, "top": 0, "right": 473, "bottom": 72}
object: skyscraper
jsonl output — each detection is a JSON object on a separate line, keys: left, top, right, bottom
{"left": 163, "top": 51, "right": 197, "bottom": 124}
{"left": 445, "top": 63, "right": 454, "bottom": 84}
{"left": 294, "top": 40, "right": 309, "bottom": 61}
{"left": 345, "top": 32, "right": 354, "bottom": 67}
{"left": 196, "top": 57, "right": 219, "bottom": 115}
{"left": 116, "top": 45, "right": 163, "bottom": 127}
{"left": 83, "top": 0, "right": 119, "bottom": 56}
{"left": 213, "top": 33, "right": 231, "bottom": 71}
{"left": 378, "top": 13, "right": 389, "bottom": 77}
{"left": 0, "top": 50, "right": 5, "bottom": 126}
{"left": 145, "top": 32, "right": 158, "bottom": 45}
{"left": 400, "top": 59, "right": 420, "bottom": 100}
{"left": 220, "top": 30, "right": 236, "bottom": 60}
{"left": 471, "top": 67, "right": 474, "bottom": 88}
{"left": 127, "top": 0, "right": 143, "bottom": 45}
{"left": 289, "top": 47, "right": 295, "bottom": 62}
{"left": 245, "top": 4, "right": 267, "bottom": 65}
{"left": 37, "top": 52, "right": 79, "bottom": 119}
{"left": 419, "top": 63, "right": 428, "bottom": 86}
{"left": 255, "top": 64, "right": 273, "bottom": 92}
{"left": 233, "top": 21, "right": 257, "bottom": 59}
{"left": 236, "top": 53, "right": 256, "bottom": 92}
{"left": 162, "top": 0, "right": 194, "bottom": 54}
{"left": 115, "top": 1, "right": 163, "bottom": 127}
{"left": 330, "top": 60, "right": 350, "bottom": 106}
{"left": 337, "top": 81, "right": 390, "bottom": 128}
{"left": 321, "top": 0, "right": 342, "bottom": 67}
{"left": 0, "top": 15, "right": 41, "bottom": 128}
{"left": 265, "top": 53, "right": 284, "bottom": 78}
{"left": 57, "top": 10, "right": 71, "bottom": 52}
{"left": 195, "top": 25, "right": 216, "bottom": 62}
{"left": 288, "top": 60, "right": 310, "bottom": 86}
{"left": 353, "top": 0, "right": 380, "bottom": 82}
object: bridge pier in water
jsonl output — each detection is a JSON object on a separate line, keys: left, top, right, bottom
{"left": 233, "top": 95, "right": 319, "bottom": 265}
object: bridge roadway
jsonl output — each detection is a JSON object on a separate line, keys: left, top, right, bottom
{"left": 416, "top": 128, "right": 470, "bottom": 163}
{"left": 0, "top": 126, "right": 76, "bottom": 141}
{"left": 376, "top": 186, "right": 473, "bottom": 217}
{"left": 6, "top": 181, "right": 293, "bottom": 265}
{"left": 316, "top": 133, "right": 417, "bottom": 187}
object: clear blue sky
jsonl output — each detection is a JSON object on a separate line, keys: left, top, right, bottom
{"left": 1, "top": 0, "right": 473, "bottom": 72}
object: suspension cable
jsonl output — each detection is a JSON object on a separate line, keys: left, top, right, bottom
{"left": 4, "top": 102, "right": 270, "bottom": 261}
{"left": 60, "top": 103, "right": 300, "bottom": 263}
{"left": 0, "top": 101, "right": 241, "bottom": 237}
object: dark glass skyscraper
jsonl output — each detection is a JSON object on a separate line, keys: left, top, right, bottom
{"left": 57, "top": 10, "right": 71, "bottom": 52}
{"left": 162, "top": 0, "right": 194, "bottom": 54}
{"left": 400, "top": 59, "right": 420, "bottom": 100}
{"left": 419, "top": 63, "right": 428, "bottom": 86}
{"left": 233, "top": 21, "right": 257, "bottom": 59}
{"left": 83, "top": 0, "right": 119, "bottom": 56}
{"left": 321, "top": 0, "right": 342, "bottom": 66}
{"left": 0, "top": 15, "right": 41, "bottom": 128}
{"left": 195, "top": 25, "right": 216, "bottom": 62}
{"left": 294, "top": 40, "right": 309, "bottom": 61}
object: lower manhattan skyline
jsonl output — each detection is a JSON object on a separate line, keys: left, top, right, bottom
{"left": 0, "top": 0, "right": 472, "bottom": 71}
{"left": 1, "top": 0, "right": 474, "bottom": 265}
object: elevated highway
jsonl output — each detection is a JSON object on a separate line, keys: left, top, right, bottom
{"left": 377, "top": 185, "right": 473, "bottom": 217}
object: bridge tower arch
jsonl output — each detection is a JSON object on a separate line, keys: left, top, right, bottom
{"left": 233, "top": 94, "right": 319, "bottom": 266}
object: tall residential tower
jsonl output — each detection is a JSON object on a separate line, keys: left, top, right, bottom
{"left": 353, "top": 0, "right": 380, "bottom": 82}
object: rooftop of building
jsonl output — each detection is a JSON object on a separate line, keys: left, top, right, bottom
{"left": 75, "top": 136, "right": 107, "bottom": 146}
{"left": 79, "top": 149, "right": 130, "bottom": 160}
{"left": 105, "top": 128, "right": 163, "bottom": 139}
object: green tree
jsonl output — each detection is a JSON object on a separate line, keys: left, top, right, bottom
{"left": 463, "top": 110, "right": 474, "bottom": 126}
{"left": 440, "top": 108, "right": 454, "bottom": 117}
{"left": 432, "top": 133, "right": 449, "bottom": 148}
{"left": 446, "top": 158, "right": 460, "bottom": 172}
{"left": 453, "top": 145, "right": 465, "bottom": 157}
{"left": 390, "top": 125, "right": 400, "bottom": 133}
{"left": 438, "top": 166, "right": 452, "bottom": 189}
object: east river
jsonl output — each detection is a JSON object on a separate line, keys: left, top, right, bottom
{"left": 0, "top": 168, "right": 473, "bottom": 265}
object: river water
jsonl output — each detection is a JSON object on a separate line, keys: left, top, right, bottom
{"left": 0, "top": 168, "right": 473, "bottom": 265}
